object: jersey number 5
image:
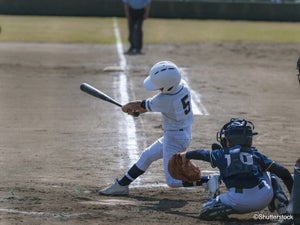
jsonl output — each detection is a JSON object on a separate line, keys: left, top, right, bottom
{"left": 181, "top": 94, "right": 191, "bottom": 115}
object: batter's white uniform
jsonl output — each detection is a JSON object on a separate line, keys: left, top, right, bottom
{"left": 135, "top": 82, "right": 194, "bottom": 187}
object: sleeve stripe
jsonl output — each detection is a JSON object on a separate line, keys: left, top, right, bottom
{"left": 146, "top": 100, "right": 152, "bottom": 111}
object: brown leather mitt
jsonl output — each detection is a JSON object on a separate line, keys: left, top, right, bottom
{"left": 168, "top": 153, "right": 201, "bottom": 182}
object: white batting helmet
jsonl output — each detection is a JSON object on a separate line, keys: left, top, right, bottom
{"left": 144, "top": 61, "right": 182, "bottom": 93}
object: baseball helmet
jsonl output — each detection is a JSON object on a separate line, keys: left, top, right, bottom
{"left": 217, "top": 118, "right": 258, "bottom": 148}
{"left": 144, "top": 61, "right": 181, "bottom": 93}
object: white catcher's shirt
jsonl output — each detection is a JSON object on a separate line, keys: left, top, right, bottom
{"left": 144, "top": 83, "right": 194, "bottom": 131}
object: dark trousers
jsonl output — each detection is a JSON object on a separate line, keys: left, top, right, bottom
{"left": 128, "top": 7, "right": 145, "bottom": 51}
{"left": 293, "top": 160, "right": 300, "bottom": 224}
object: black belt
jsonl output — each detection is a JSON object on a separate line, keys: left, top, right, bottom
{"left": 166, "top": 128, "right": 184, "bottom": 131}
{"left": 235, "top": 181, "right": 265, "bottom": 193}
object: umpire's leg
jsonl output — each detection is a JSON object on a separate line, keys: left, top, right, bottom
{"left": 293, "top": 158, "right": 300, "bottom": 224}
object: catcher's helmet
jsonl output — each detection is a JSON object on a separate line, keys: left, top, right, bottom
{"left": 144, "top": 61, "right": 181, "bottom": 93}
{"left": 217, "top": 118, "right": 258, "bottom": 148}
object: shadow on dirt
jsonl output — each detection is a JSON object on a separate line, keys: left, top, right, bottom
{"left": 129, "top": 194, "right": 274, "bottom": 224}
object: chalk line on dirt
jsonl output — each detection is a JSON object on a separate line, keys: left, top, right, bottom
{"left": 181, "top": 68, "right": 209, "bottom": 116}
{"left": 113, "top": 18, "right": 141, "bottom": 186}
{"left": 0, "top": 208, "right": 88, "bottom": 218}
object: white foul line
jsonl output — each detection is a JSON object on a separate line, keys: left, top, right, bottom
{"left": 0, "top": 208, "right": 88, "bottom": 218}
{"left": 113, "top": 18, "right": 140, "bottom": 169}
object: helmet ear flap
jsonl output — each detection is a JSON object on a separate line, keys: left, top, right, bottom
{"left": 217, "top": 122, "right": 230, "bottom": 148}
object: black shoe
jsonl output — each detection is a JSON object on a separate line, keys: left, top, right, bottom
{"left": 135, "top": 49, "right": 143, "bottom": 54}
{"left": 124, "top": 50, "right": 133, "bottom": 55}
{"left": 124, "top": 47, "right": 133, "bottom": 55}
{"left": 125, "top": 48, "right": 143, "bottom": 55}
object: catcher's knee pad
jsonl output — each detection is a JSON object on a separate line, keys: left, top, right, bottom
{"left": 199, "top": 197, "right": 235, "bottom": 220}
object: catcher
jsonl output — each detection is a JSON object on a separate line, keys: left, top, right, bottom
{"left": 170, "top": 118, "right": 294, "bottom": 220}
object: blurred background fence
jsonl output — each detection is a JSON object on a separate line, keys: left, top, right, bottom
{"left": 0, "top": 0, "right": 299, "bottom": 21}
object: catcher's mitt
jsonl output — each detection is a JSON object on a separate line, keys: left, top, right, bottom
{"left": 168, "top": 153, "right": 201, "bottom": 182}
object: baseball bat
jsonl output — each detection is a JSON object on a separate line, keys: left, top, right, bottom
{"left": 80, "top": 83, "right": 139, "bottom": 117}
{"left": 80, "top": 83, "right": 122, "bottom": 107}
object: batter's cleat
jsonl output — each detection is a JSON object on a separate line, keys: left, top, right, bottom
{"left": 99, "top": 179, "right": 129, "bottom": 196}
{"left": 207, "top": 175, "right": 220, "bottom": 198}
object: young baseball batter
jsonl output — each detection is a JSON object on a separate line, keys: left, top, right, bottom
{"left": 100, "top": 60, "right": 219, "bottom": 195}
{"left": 180, "top": 118, "right": 294, "bottom": 220}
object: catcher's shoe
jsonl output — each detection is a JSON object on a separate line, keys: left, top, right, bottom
{"left": 99, "top": 179, "right": 129, "bottom": 196}
{"left": 207, "top": 175, "right": 220, "bottom": 198}
{"left": 199, "top": 197, "right": 233, "bottom": 221}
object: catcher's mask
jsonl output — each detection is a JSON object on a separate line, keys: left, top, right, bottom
{"left": 217, "top": 118, "right": 258, "bottom": 148}
{"left": 297, "top": 56, "right": 300, "bottom": 84}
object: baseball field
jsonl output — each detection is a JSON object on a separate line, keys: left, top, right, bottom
{"left": 0, "top": 15, "right": 299, "bottom": 225}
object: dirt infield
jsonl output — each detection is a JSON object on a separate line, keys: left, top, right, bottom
{"left": 0, "top": 41, "right": 299, "bottom": 225}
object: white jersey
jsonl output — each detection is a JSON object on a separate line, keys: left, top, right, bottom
{"left": 144, "top": 83, "right": 194, "bottom": 131}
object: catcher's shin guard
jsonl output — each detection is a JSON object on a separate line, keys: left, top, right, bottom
{"left": 269, "top": 174, "right": 289, "bottom": 215}
{"left": 206, "top": 175, "right": 221, "bottom": 197}
{"left": 199, "top": 197, "right": 234, "bottom": 220}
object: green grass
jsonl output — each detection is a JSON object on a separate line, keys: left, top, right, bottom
{"left": 0, "top": 15, "right": 300, "bottom": 44}
{"left": 0, "top": 15, "right": 117, "bottom": 43}
{"left": 145, "top": 19, "right": 300, "bottom": 43}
